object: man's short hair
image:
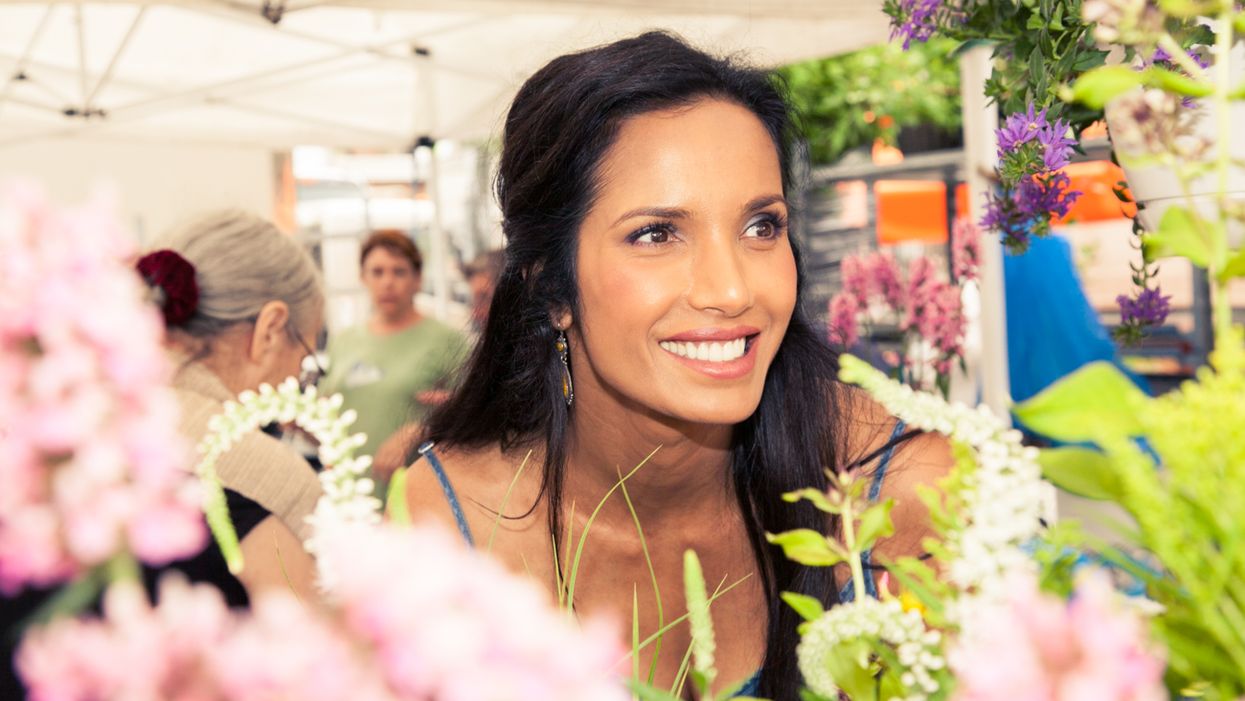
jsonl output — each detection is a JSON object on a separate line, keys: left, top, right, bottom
{"left": 361, "top": 230, "right": 422, "bottom": 274}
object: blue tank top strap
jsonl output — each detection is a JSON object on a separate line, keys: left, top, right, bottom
{"left": 733, "top": 669, "right": 761, "bottom": 698}
{"left": 416, "top": 441, "right": 476, "bottom": 547}
{"left": 841, "top": 419, "right": 908, "bottom": 602}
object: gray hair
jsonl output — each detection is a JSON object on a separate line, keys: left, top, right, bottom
{"left": 152, "top": 210, "right": 322, "bottom": 339}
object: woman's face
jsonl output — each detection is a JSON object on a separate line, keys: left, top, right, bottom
{"left": 361, "top": 246, "right": 420, "bottom": 317}
{"left": 571, "top": 98, "right": 798, "bottom": 426}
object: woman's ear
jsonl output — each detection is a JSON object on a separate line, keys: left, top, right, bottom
{"left": 551, "top": 307, "right": 572, "bottom": 331}
{"left": 248, "top": 301, "right": 291, "bottom": 363}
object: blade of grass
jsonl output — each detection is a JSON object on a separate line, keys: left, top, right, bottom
{"left": 671, "top": 637, "right": 696, "bottom": 698}
{"left": 632, "top": 585, "right": 642, "bottom": 685}
{"left": 486, "top": 449, "right": 533, "bottom": 553}
{"left": 564, "top": 447, "right": 661, "bottom": 610}
{"left": 619, "top": 465, "right": 665, "bottom": 684}
{"left": 385, "top": 466, "right": 411, "bottom": 525}
{"left": 625, "top": 573, "right": 750, "bottom": 662}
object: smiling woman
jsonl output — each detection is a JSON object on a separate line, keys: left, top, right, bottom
{"left": 401, "top": 32, "right": 952, "bottom": 701}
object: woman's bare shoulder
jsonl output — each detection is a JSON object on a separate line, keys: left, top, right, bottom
{"left": 399, "top": 440, "right": 542, "bottom": 533}
{"left": 837, "top": 383, "right": 955, "bottom": 560}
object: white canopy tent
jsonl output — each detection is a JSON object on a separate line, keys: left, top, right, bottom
{"left": 0, "top": 0, "right": 897, "bottom": 331}
{"left": 0, "top": 0, "right": 1011, "bottom": 423}
{"left": 0, "top": 1, "right": 891, "bottom": 149}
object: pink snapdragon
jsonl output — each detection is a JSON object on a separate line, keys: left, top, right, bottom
{"left": 952, "top": 217, "right": 981, "bottom": 282}
{"left": 949, "top": 570, "right": 1166, "bottom": 701}
{"left": 0, "top": 185, "right": 205, "bottom": 593}
{"left": 18, "top": 523, "right": 630, "bottom": 701}
{"left": 828, "top": 248, "right": 968, "bottom": 392}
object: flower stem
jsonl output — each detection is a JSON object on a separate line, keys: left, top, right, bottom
{"left": 1212, "top": 10, "right": 1235, "bottom": 343}
{"left": 842, "top": 491, "right": 868, "bottom": 603}
{"left": 1158, "top": 33, "right": 1212, "bottom": 82}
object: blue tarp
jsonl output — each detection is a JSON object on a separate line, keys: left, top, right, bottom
{"left": 1003, "top": 233, "right": 1149, "bottom": 405}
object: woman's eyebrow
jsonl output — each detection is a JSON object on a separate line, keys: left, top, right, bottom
{"left": 611, "top": 195, "right": 786, "bottom": 227}
{"left": 611, "top": 206, "right": 692, "bottom": 227}
{"left": 742, "top": 194, "right": 787, "bottom": 213}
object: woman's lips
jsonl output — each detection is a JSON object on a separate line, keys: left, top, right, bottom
{"left": 657, "top": 332, "right": 759, "bottom": 380}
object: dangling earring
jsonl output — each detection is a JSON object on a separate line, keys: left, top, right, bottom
{"left": 556, "top": 329, "right": 574, "bottom": 407}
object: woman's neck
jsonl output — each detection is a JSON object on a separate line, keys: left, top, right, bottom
{"left": 563, "top": 388, "right": 737, "bottom": 529}
{"left": 370, "top": 306, "right": 421, "bottom": 334}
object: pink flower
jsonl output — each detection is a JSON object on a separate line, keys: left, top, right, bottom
{"left": 867, "top": 252, "right": 905, "bottom": 309}
{"left": 828, "top": 293, "right": 861, "bottom": 348}
{"left": 952, "top": 217, "right": 981, "bottom": 282}
{"left": 18, "top": 524, "right": 631, "bottom": 701}
{"left": 840, "top": 254, "right": 871, "bottom": 306}
{"left": 950, "top": 570, "right": 1166, "bottom": 701}
{"left": 0, "top": 185, "right": 204, "bottom": 593}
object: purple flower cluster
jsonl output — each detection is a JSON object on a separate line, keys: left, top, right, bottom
{"left": 982, "top": 104, "right": 1083, "bottom": 252}
{"left": 1151, "top": 46, "right": 1210, "bottom": 70}
{"left": 1150, "top": 46, "right": 1211, "bottom": 107}
{"left": 996, "top": 104, "right": 1078, "bottom": 169}
{"left": 1117, "top": 286, "right": 1171, "bottom": 327}
{"left": 889, "top": 0, "right": 942, "bottom": 49}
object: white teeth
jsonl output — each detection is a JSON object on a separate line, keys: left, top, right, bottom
{"left": 659, "top": 337, "right": 749, "bottom": 362}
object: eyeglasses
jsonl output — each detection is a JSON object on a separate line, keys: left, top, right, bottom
{"left": 288, "top": 324, "right": 326, "bottom": 391}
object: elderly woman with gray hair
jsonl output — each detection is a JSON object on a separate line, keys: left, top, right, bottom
{"left": 137, "top": 210, "right": 324, "bottom": 604}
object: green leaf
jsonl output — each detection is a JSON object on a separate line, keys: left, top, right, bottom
{"left": 385, "top": 466, "right": 411, "bottom": 525}
{"left": 781, "top": 592, "right": 826, "bottom": 622}
{"left": 766, "top": 529, "right": 843, "bottom": 567}
{"left": 855, "top": 499, "right": 896, "bottom": 551}
{"left": 627, "top": 679, "right": 683, "bottom": 701}
{"left": 1217, "top": 249, "right": 1245, "bottom": 282}
{"left": 1026, "top": 12, "right": 1045, "bottom": 29}
{"left": 1038, "top": 446, "right": 1125, "bottom": 500}
{"left": 1143, "top": 67, "right": 1212, "bottom": 97}
{"left": 1142, "top": 206, "right": 1213, "bottom": 267}
{"left": 1012, "top": 361, "right": 1149, "bottom": 442}
{"left": 823, "top": 640, "right": 878, "bottom": 701}
{"left": 783, "top": 487, "right": 838, "bottom": 514}
{"left": 1157, "top": 0, "right": 1201, "bottom": 18}
{"left": 1071, "top": 66, "right": 1144, "bottom": 109}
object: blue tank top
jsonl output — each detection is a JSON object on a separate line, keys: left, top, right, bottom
{"left": 412, "top": 421, "right": 908, "bottom": 698}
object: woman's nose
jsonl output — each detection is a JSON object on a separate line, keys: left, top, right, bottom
{"left": 686, "top": 234, "right": 752, "bottom": 317}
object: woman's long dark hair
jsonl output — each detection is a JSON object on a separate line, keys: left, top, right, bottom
{"left": 422, "top": 31, "right": 845, "bottom": 700}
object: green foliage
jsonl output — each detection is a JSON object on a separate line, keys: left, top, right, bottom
{"left": 1012, "top": 361, "right": 1151, "bottom": 443}
{"left": 779, "top": 38, "right": 962, "bottom": 164}
{"left": 781, "top": 592, "right": 827, "bottom": 623}
{"left": 1070, "top": 66, "right": 1144, "bottom": 108}
{"left": 683, "top": 550, "right": 718, "bottom": 698}
{"left": 945, "top": 0, "right": 1110, "bottom": 136}
{"left": 1023, "top": 329, "right": 1245, "bottom": 698}
{"left": 766, "top": 528, "right": 846, "bottom": 567}
{"left": 1037, "top": 446, "right": 1124, "bottom": 500}
{"left": 1143, "top": 206, "right": 1218, "bottom": 269}
{"left": 856, "top": 499, "right": 897, "bottom": 552}
{"left": 385, "top": 466, "right": 411, "bottom": 525}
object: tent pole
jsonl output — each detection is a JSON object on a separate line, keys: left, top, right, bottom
{"left": 415, "top": 47, "right": 450, "bottom": 321}
{"left": 959, "top": 46, "right": 1009, "bottom": 417}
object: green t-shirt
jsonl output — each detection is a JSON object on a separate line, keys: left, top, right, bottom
{"left": 321, "top": 318, "right": 467, "bottom": 460}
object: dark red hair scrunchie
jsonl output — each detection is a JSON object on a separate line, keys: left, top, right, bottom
{"left": 136, "top": 249, "right": 199, "bottom": 327}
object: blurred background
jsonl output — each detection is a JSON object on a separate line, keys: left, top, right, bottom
{"left": 3, "top": 0, "right": 1239, "bottom": 401}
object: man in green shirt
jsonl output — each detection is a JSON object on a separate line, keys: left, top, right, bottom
{"left": 320, "top": 231, "right": 467, "bottom": 489}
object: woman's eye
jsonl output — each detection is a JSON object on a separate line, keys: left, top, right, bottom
{"left": 628, "top": 223, "right": 676, "bottom": 245}
{"left": 743, "top": 214, "right": 786, "bottom": 240}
